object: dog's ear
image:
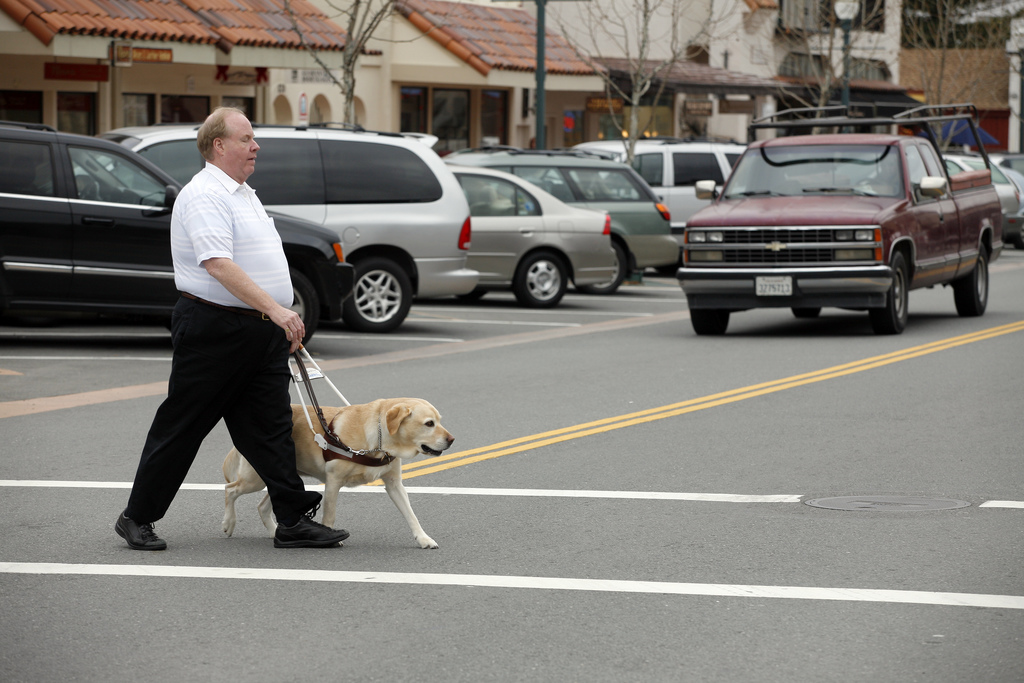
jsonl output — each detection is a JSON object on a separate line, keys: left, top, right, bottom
{"left": 385, "top": 403, "right": 413, "bottom": 434}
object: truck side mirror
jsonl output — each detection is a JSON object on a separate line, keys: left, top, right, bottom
{"left": 695, "top": 179, "right": 718, "bottom": 200}
{"left": 919, "top": 176, "right": 947, "bottom": 198}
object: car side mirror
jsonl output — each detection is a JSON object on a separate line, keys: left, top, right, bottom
{"left": 919, "top": 176, "right": 947, "bottom": 198}
{"left": 164, "top": 184, "right": 179, "bottom": 208}
{"left": 695, "top": 179, "right": 718, "bottom": 200}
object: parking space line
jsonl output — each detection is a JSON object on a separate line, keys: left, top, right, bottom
{"left": 2, "top": 562, "right": 1021, "bottom": 610}
{"left": 0, "top": 311, "right": 687, "bottom": 419}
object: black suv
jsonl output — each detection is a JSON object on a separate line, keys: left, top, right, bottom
{"left": 0, "top": 121, "right": 353, "bottom": 341}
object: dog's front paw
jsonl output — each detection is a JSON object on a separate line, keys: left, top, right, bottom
{"left": 417, "top": 535, "right": 439, "bottom": 549}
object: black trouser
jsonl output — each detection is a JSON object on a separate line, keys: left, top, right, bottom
{"left": 125, "top": 296, "right": 320, "bottom": 526}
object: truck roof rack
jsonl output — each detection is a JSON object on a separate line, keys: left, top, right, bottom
{"left": 749, "top": 103, "right": 992, "bottom": 166}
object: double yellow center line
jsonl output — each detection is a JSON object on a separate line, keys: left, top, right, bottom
{"left": 396, "top": 320, "right": 1024, "bottom": 481}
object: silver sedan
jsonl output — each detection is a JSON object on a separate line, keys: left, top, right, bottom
{"left": 450, "top": 166, "right": 616, "bottom": 307}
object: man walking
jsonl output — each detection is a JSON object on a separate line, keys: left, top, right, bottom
{"left": 115, "top": 107, "right": 348, "bottom": 550}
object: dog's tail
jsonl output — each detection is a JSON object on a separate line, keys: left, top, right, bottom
{"left": 223, "top": 447, "right": 241, "bottom": 484}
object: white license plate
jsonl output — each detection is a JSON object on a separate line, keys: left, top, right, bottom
{"left": 756, "top": 276, "right": 792, "bottom": 296}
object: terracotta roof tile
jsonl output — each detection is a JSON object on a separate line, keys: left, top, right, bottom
{"left": 0, "top": 0, "right": 348, "bottom": 50}
{"left": 396, "top": 0, "right": 596, "bottom": 76}
{"left": 598, "top": 57, "right": 787, "bottom": 96}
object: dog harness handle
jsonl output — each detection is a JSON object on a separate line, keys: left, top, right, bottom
{"left": 291, "top": 350, "right": 395, "bottom": 467}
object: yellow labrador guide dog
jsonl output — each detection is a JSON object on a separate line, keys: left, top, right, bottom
{"left": 222, "top": 398, "right": 454, "bottom": 548}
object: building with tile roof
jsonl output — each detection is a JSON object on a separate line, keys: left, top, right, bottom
{"left": 0, "top": 0, "right": 351, "bottom": 131}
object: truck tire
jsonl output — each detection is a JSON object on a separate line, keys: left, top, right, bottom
{"left": 792, "top": 307, "right": 821, "bottom": 318}
{"left": 691, "top": 309, "right": 730, "bottom": 335}
{"left": 577, "top": 241, "right": 627, "bottom": 296}
{"left": 869, "top": 251, "right": 909, "bottom": 334}
{"left": 952, "top": 248, "right": 988, "bottom": 317}
{"left": 289, "top": 267, "right": 320, "bottom": 344}
{"left": 342, "top": 257, "right": 412, "bottom": 333}
{"left": 513, "top": 251, "right": 567, "bottom": 308}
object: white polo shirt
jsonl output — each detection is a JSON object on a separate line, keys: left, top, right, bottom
{"left": 171, "top": 162, "right": 292, "bottom": 308}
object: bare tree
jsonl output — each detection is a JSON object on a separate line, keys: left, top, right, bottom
{"left": 769, "top": 0, "right": 891, "bottom": 114}
{"left": 901, "top": 0, "right": 1011, "bottom": 147}
{"left": 552, "top": 0, "right": 710, "bottom": 162}
{"left": 284, "top": 0, "right": 397, "bottom": 125}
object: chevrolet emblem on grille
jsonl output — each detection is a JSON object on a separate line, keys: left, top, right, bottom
{"left": 765, "top": 241, "right": 787, "bottom": 252}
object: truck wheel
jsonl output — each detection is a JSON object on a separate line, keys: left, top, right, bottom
{"left": 952, "top": 248, "right": 988, "bottom": 317}
{"left": 577, "top": 242, "right": 627, "bottom": 295}
{"left": 690, "top": 309, "right": 730, "bottom": 335}
{"left": 513, "top": 251, "right": 567, "bottom": 308}
{"left": 342, "top": 257, "right": 412, "bottom": 333}
{"left": 869, "top": 251, "right": 909, "bottom": 334}
{"left": 792, "top": 307, "right": 821, "bottom": 318}
{"left": 290, "top": 268, "right": 320, "bottom": 344}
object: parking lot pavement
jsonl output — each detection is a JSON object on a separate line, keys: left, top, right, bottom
{"left": 2, "top": 271, "right": 1024, "bottom": 682}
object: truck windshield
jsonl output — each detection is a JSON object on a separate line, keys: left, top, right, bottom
{"left": 723, "top": 144, "right": 903, "bottom": 199}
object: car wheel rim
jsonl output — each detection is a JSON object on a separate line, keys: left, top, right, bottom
{"left": 290, "top": 287, "right": 306, "bottom": 319}
{"left": 894, "top": 267, "right": 907, "bottom": 320}
{"left": 354, "top": 269, "right": 402, "bottom": 323}
{"left": 527, "top": 260, "right": 561, "bottom": 301}
{"left": 977, "top": 258, "right": 988, "bottom": 302}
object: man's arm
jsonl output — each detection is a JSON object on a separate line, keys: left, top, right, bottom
{"left": 203, "top": 257, "right": 304, "bottom": 352}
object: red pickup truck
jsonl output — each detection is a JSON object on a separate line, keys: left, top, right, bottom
{"left": 678, "top": 107, "right": 1003, "bottom": 335}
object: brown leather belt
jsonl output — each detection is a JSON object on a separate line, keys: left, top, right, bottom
{"left": 180, "top": 292, "right": 268, "bottom": 320}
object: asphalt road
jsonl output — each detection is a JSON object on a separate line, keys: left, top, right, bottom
{"left": 2, "top": 251, "right": 1023, "bottom": 683}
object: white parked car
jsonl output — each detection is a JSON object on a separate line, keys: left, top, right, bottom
{"left": 449, "top": 166, "right": 616, "bottom": 307}
{"left": 573, "top": 138, "right": 745, "bottom": 247}
{"left": 102, "top": 124, "right": 479, "bottom": 332}
{"left": 944, "top": 154, "right": 1021, "bottom": 249}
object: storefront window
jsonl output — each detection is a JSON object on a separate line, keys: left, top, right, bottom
{"left": 596, "top": 105, "right": 673, "bottom": 141}
{"left": 57, "top": 92, "right": 95, "bottom": 135}
{"left": 562, "top": 110, "right": 584, "bottom": 147}
{"left": 123, "top": 94, "right": 154, "bottom": 127}
{"left": 222, "top": 96, "right": 254, "bottom": 120}
{"left": 432, "top": 89, "right": 469, "bottom": 154}
{"left": 0, "top": 91, "right": 43, "bottom": 123}
{"left": 161, "top": 96, "right": 210, "bottom": 123}
{"left": 481, "top": 90, "right": 508, "bottom": 146}
{"left": 401, "top": 87, "right": 427, "bottom": 133}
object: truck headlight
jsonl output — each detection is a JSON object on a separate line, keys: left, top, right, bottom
{"left": 854, "top": 229, "right": 875, "bottom": 241}
{"left": 689, "top": 231, "right": 706, "bottom": 243}
{"left": 708, "top": 231, "right": 724, "bottom": 243}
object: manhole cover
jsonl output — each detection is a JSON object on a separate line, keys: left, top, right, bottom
{"left": 805, "top": 495, "right": 970, "bottom": 511}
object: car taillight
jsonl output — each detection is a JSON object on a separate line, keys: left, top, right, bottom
{"left": 603, "top": 213, "right": 611, "bottom": 235}
{"left": 331, "top": 243, "right": 345, "bottom": 262}
{"left": 458, "top": 216, "right": 472, "bottom": 250}
{"left": 655, "top": 202, "right": 671, "bottom": 222}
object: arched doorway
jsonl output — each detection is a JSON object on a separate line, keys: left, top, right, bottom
{"left": 311, "top": 94, "right": 331, "bottom": 124}
{"left": 273, "top": 95, "right": 292, "bottom": 125}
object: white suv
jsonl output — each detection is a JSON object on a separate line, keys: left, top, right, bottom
{"left": 574, "top": 138, "right": 745, "bottom": 247}
{"left": 103, "top": 124, "right": 478, "bottom": 332}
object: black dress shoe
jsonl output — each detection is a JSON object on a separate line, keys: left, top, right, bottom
{"left": 115, "top": 511, "right": 167, "bottom": 551}
{"left": 274, "top": 511, "right": 350, "bottom": 548}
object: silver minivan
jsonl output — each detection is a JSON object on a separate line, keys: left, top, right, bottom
{"left": 102, "top": 124, "right": 478, "bottom": 332}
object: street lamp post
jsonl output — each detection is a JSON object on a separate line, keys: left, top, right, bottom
{"left": 835, "top": 1, "right": 859, "bottom": 110}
